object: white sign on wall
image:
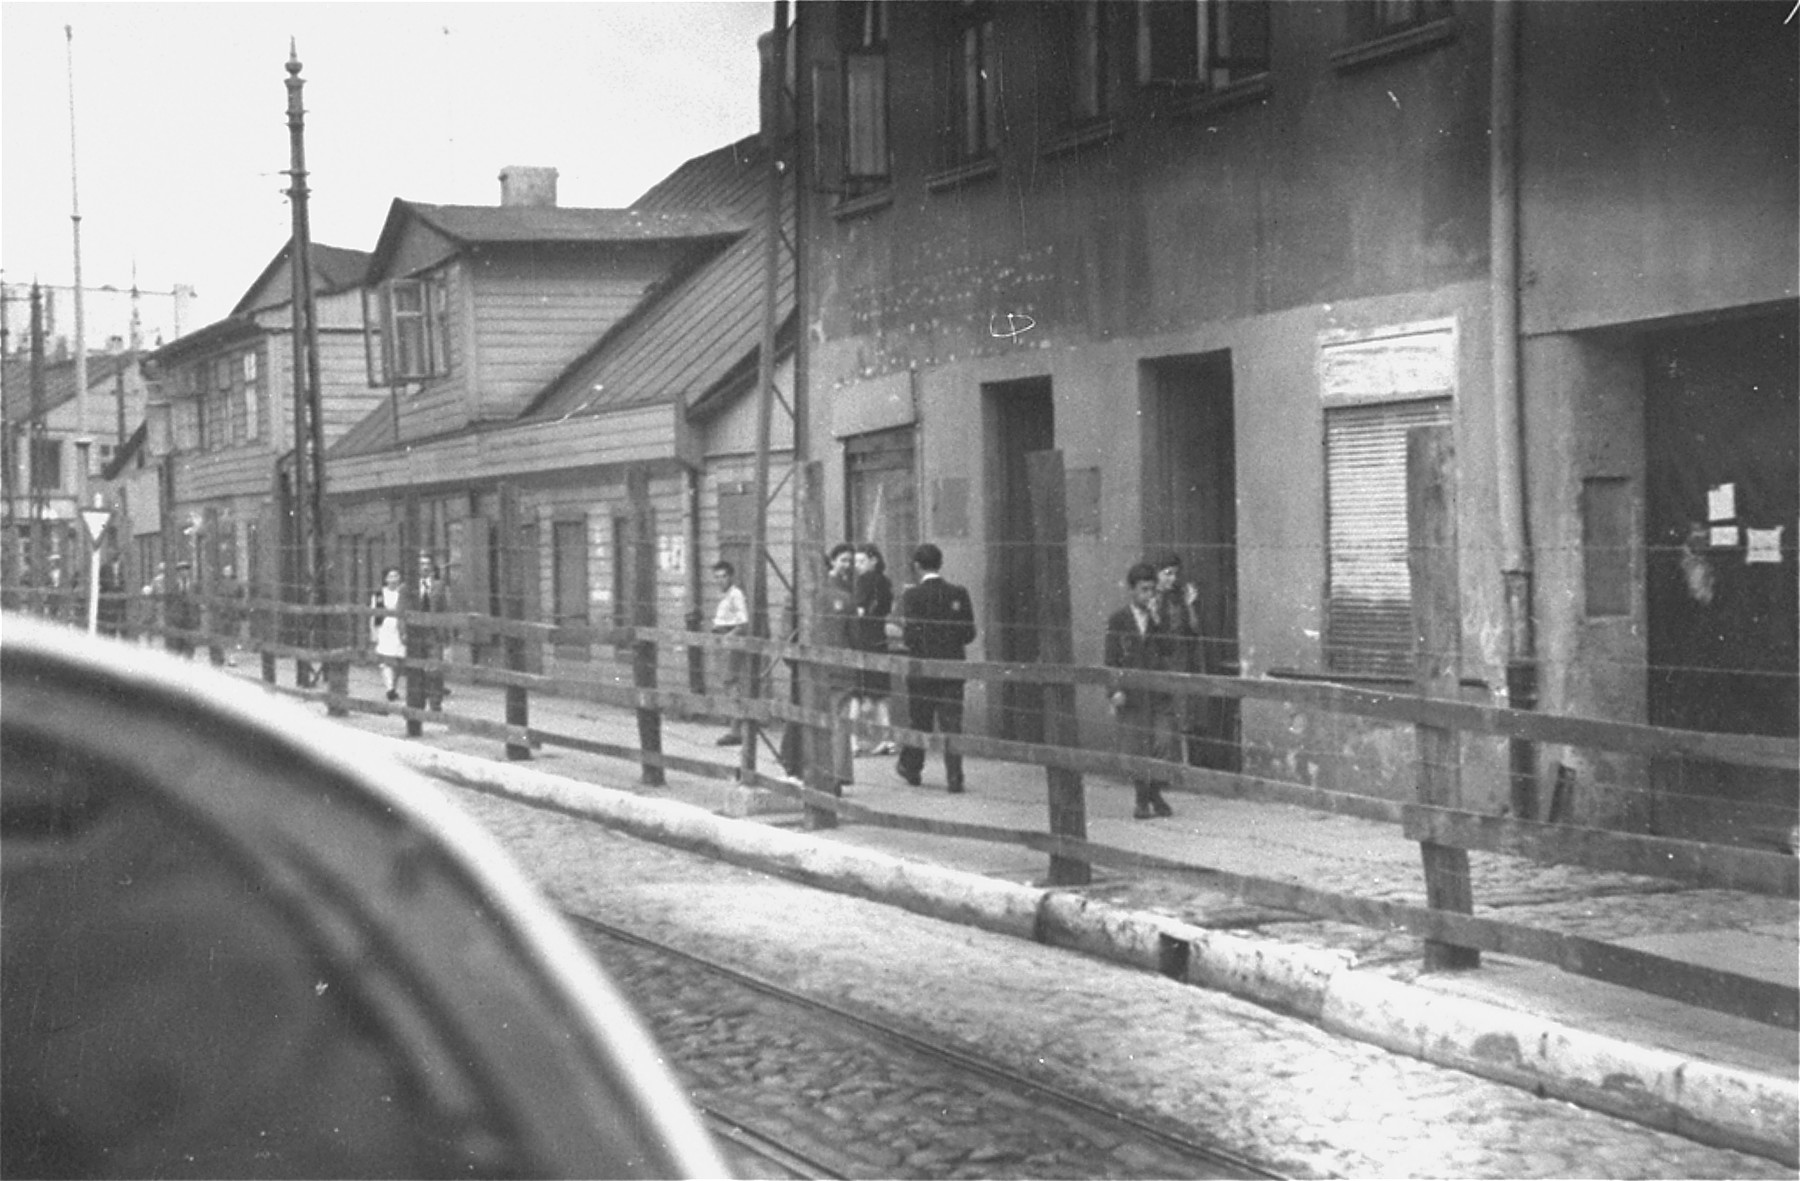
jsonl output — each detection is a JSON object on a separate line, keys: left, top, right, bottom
{"left": 1319, "top": 319, "right": 1458, "bottom": 405}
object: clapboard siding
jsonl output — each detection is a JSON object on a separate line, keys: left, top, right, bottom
{"left": 176, "top": 446, "right": 279, "bottom": 501}
{"left": 466, "top": 247, "right": 684, "bottom": 419}
{"left": 325, "top": 405, "right": 681, "bottom": 496}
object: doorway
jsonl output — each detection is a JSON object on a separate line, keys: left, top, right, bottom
{"left": 1142, "top": 352, "right": 1241, "bottom": 771}
{"left": 1645, "top": 308, "right": 1798, "bottom": 846}
{"left": 986, "top": 377, "right": 1054, "bottom": 744}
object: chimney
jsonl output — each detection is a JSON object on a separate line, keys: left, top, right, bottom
{"left": 499, "top": 166, "right": 558, "bottom": 208}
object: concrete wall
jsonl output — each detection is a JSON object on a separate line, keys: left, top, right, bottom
{"left": 1519, "top": 2, "right": 1799, "bottom": 334}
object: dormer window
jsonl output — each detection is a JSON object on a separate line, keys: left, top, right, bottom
{"left": 364, "top": 271, "right": 451, "bottom": 386}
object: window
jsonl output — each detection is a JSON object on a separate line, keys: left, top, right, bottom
{"left": 1137, "top": 0, "right": 1270, "bottom": 89}
{"left": 1323, "top": 398, "right": 1452, "bottom": 678}
{"left": 1346, "top": 0, "right": 1451, "bottom": 42}
{"left": 840, "top": 0, "right": 890, "bottom": 196}
{"left": 363, "top": 272, "right": 451, "bottom": 386}
{"left": 938, "top": 1, "right": 1000, "bottom": 167}
{"left": 241, "top": 348, "right": 263, "bottom": 441}
{"left": 1071, "top": 1, "right": 1111, "bottom": 121}
{"left": 29, "top": 437, "right": 61, "bottom": 491}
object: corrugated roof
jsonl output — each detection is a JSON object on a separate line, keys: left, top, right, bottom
{"left": 524, "top": 136, "right": 794, "bottom": 423}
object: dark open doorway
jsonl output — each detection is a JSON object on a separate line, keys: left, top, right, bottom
{"left": 1645, "top": 308, "right": 1797, "bottom": 847}
{"left": 1142, "top": 351, "right": 1241, "bottom": 771}
{"left": 986, "top": 377, "right": 1054, "bottom": 744}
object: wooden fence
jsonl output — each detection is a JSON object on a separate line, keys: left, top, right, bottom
{"left": 12, "top": 582, "right": 1796, "bottom": 1033}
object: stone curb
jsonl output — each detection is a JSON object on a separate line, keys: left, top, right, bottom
{"left": 386, "top": 740, "right": 1798, "bottom": 1167}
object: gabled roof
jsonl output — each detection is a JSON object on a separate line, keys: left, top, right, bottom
{"left": 365, "top": 198, "right": 746, "bottom": 280}
{"left": 230, "top": 240, "right": 371, "bottom": 317}
{"left": 523, "top": 135, "right": 793, "bottom": 423}
{"left": 2, "top": 351, "right": 144, "bottom": 423}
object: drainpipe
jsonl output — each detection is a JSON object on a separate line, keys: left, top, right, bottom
{"left": 1490, "top": 0, "right": 1538, "bottom": 818}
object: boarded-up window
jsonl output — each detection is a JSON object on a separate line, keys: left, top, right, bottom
{"left": 846, "top": 427, "right": 917, "bottom": 568}
{"left": 553, "top": 517, "right": 590, "bottom": 658}
{"left": 1324, "top": 398, "right": 1452, "bottom": 677}
{"left": 1582, "top": 477, "right": 1632, "bottom": 618}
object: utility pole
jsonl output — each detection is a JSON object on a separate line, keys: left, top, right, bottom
{"left": 285, "top": 42, "right": 330, "bottom": 645}
{"left": 28, "top": 285, "right": 48, "bottom": 599}
{"left": 65, "top": 26, "right": 89, "bottom": 492}
{"left": 742, "top": 0, "right": 789, "bottom": 780}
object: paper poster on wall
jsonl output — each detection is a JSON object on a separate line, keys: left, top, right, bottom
{"left": 1709, "top": 525, "right": 1739, "bottom": 548}
{"left": 1746, "top": 526, "right": 1785, "bottom": 564}
{"left": 658, "top": 534, "right": 686, "bottom": 574}
{"left": 1707, "top": 483, "right": 1736, "bottom": 522}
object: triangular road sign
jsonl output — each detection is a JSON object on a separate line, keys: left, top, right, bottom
{"left": 81, "top": 509, "right": 111, "bottom": 542}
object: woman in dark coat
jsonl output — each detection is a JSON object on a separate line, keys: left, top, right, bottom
{"left": 851, "top": 543, "right": 895, "bottom": 755}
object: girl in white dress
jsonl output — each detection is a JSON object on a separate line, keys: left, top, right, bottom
{"left": 370, "top": 566, "right": 405, "bottom": 701}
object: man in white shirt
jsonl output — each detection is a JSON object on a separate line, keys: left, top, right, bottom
{"left": 711, "top": 560, "right": 749, "bottom": 745}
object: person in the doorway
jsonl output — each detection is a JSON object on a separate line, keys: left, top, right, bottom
{"left": 370, "top": 566, "right": 405, "bottom": 702}
{"left": 711, "top": 559, "right": 749, "bottom": 745}
{"left": 893, "top": 543, "right": 977, "bottom": 793}
{"left": 851, "top": 543, "right": 896, "bottom": 756}
{"left": 1105, "top": 561, "right": 1179, "bottom": 819}
{"left": 1151, "top": 551, "right": 1202, "bottom": 760}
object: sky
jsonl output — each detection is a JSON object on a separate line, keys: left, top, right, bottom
{"left": 0, "top": 1, "right": 772, "bottom": 350}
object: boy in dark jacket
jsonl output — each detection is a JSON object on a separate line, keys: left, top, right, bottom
{"left": 892, "top": 543, "right": 977, "bottom": 793}
{"left": 1104, "top": 561, "right": 1179, "bottom": 818}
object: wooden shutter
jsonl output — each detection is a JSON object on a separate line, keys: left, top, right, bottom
{"left": 1324, "top": 398, "right": 1451, "bottom": 677}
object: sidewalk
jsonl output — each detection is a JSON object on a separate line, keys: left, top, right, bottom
{"left": 259, "top": 661, "right": 1799, "bottom": 1166}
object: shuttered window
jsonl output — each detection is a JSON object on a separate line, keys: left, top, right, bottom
{"left": 1324, "top": 398, "right": 1450, "bottom": 677}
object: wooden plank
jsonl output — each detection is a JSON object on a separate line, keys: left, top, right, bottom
{"left": 798, "top": 461, "right": 837, "bottom": 828}
{"left": 1410, "top": 424, "right": 1477, "bottom": 970}
{"left": 1403, "top": 803, "right": 1799, "bottom": 898}
{"left": 628, "top": 467, "right": 664, "bottom": 787}
{"left": 498, "top": 482, "right": 530, "bottom": 761}
{"left": 1027, "top": 449, "right": 1089, "bottom": 886}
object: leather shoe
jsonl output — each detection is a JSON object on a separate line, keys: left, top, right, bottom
{"left": 1152, "top": 795, "right": 1173, "bottom": 817}
{"left": 1133, "top": 805, "right": 1156, "bottom": 820}
{"left": 947, "top": 783, "right": 965, "bottom": 794}
{"left": 896, "top": 767, "right": 921, "bottom": 787}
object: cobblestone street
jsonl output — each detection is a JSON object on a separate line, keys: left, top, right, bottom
{"left": 445, "top": 781, "right": 1789, "bottom": 1180}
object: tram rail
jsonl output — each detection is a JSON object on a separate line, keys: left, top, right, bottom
{"left": 565, "top": 910, "right": 1287, "bottom": 1180}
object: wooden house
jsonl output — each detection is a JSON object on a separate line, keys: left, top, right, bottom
{"left": 1, "top": 345, "right": 149, "bottom": 592}
{"left": 326, "top": 143, "right": 796, "bottom": 693}
{"left": 138, "top": 241, "right": 374, "bottom": 606}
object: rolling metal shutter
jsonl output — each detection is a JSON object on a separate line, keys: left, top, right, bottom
{"left": 1325, "top": 398, "right": 1451, "bottom": 677}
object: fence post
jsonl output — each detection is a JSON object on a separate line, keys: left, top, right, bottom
{"left": 1027, "top": 450, "right": 1090, "bottom": 886}
{"left": 628, "top": 468, "right": 665, "bottom": 787}
{"left": 499, "top": 483, "right": 531, "bottom": 761}
{"left": 797, "top": 461, "right": 838, "bottom": 830}
{"left": 1409, "top": 424, "right": 1479, "bottom": 971}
